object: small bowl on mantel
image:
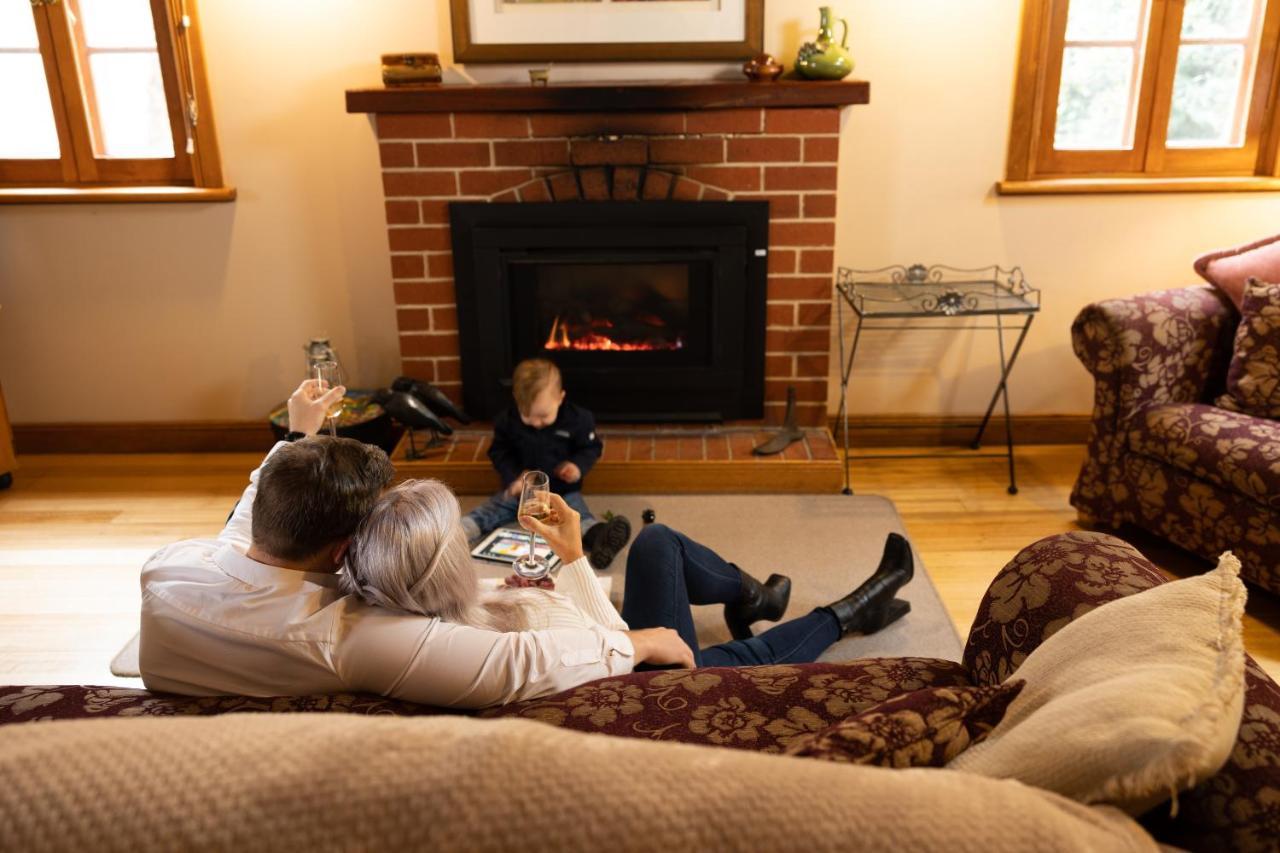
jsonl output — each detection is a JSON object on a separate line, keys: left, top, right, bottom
{"left": 743, "top": 53, "right": 785, "bottom": 82}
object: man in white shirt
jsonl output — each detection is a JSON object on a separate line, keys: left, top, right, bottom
{"left": 139, "top": 379, "right": 690, "bottom": 709}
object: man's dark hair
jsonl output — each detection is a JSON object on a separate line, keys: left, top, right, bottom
{"left": 251, "top": 437, "right": 395, "bottom": 561}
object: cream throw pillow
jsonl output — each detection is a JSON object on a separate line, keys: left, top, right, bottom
{"left": 948, "top": 552, "right": 1247, "bottom": 816}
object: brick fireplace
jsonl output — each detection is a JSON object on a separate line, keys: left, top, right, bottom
{"left": 348, "top": 80, "right": 870, "bottom": 427}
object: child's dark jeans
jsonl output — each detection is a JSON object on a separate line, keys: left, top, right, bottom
{"left": 464, "top": 489, "right": 597, "bottom": 541}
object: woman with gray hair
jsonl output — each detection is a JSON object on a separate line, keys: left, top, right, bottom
{"left": 343, "top": 480, "right": 915, "bottom": 700}
{"left": 342, "top": 479, "right": 626, "bottom": 636}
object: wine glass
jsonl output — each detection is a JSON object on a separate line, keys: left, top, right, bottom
{"left": 515, "top": 471, "right": 552, "bottom": 579}
{"left": 311, "top": 360, "right": 343, "bottom": 437}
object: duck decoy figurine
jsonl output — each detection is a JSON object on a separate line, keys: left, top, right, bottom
{"left": 373, "top": 389, "right": 454, "bottom": 460}
{"left": 391, "top": 376, "right": 472, "bottom": 425}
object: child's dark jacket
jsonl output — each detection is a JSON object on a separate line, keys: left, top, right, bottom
{"left": 487, "top": 401, "right": 603, "bottom": 495}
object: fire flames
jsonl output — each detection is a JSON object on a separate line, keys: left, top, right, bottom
{"left": 544, "top": 315, "right": 683, "bottom": 352}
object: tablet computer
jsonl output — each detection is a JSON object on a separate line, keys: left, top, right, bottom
{"left": 470, "top": 527, "right": 561, "bottom": 571}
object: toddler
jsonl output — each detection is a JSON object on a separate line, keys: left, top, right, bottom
{"left": 461, "top": 359, "right": 631, "bottom": 569}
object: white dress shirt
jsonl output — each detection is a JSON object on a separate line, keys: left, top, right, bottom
{"left": 138, "top": 443, "right": 636, "bottom": 709}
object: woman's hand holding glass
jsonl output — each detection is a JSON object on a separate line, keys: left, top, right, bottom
{"left": 523, "top": 492, "right": 695, "bottom": 670}
{"left": 519, "top": 492, "right": 585, "bottom": 566}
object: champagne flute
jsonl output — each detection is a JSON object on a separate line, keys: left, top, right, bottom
{"left": 311, "top": 360, "right": 343, "bottom": 437}
{"left": 515, "top": 471, "right": 552, "bottom": 579}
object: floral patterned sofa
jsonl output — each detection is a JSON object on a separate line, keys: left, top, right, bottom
{"left": 1070, "top": 284, "right": 1280, "bottom": 594}
{"left": 2, "top": 531, "right": 1278, "bottom": 851}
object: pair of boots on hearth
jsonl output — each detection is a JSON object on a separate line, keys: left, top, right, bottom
{"left": 724, "top": 533, "right": 915, "bottom": 640}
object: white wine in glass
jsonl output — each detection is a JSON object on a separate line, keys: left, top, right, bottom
{"left": 311, "top": 360, "right": 343, "bottom": 437}
{"left": 515, "top": 471, "right": 552, "bottom": 579}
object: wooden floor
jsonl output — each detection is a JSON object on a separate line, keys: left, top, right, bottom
{"left": 0, "top": 445, "right": 1276, "bottom": 686}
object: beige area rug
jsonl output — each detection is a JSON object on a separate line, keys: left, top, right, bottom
{"left": 460, "top": 494, "right": 965, "bottom": 664}
{"left": 112, "top": 494, "right": 963, "bottom": 677}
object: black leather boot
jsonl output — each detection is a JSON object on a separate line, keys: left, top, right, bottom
{"left": 724, "top": 570, "right": 792, "bottom": 640}
{"left": 826, "top": 533, "right": 914, "bottom": 635}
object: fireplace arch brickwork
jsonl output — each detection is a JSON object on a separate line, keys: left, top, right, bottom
{"left": 377, "top": 108, "right": 842, "bottom": 426}
{"left": 503, "top": 166, "right": 726, "bottom": 204}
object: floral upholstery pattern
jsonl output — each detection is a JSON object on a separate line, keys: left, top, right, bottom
{"left": 784, "top": 681, "right": 1023, "bottom": 768}
{"left": 1140, "top": 658, "right": 1280, "bottom": 852}
{"left": 962, "top": 530, "right": 1167, "bottom": 686}
{"left": 1129, "top": 404, "right": 1280, "bottom": 510}
{"left": 0, "top": 686, "right": 454, "bottom": 724}
{"left": 962, "top": 530, "right": 1280, "bottom": 853}
{"left": 1118, "top": 453, "right": 1280, "bottom": 595}
{"left": 1218, "top": 278, "right": 1280, "bottom": 419}
{"left": 1070, "top": 285, "right": 1237, "bottom": 524}
{"left": 480, "top": 659, "right": 973, "bottom": 753}
{"left": 1070, "top": 284, "right": 1280, "bottom": 594}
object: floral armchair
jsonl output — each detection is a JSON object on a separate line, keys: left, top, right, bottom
{"left": 2, "top": 530, "right": 1278, "bottom": 851}
{"left": 1070, "top": 284, "right": 1280, "bottom": 594}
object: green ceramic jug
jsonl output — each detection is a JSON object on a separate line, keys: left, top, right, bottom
{"left": 795, "top": 6, "right": 854, "bottom": 80}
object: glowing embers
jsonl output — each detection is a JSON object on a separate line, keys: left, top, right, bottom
{"left": 544, "top": 313, "right": 684, "bottom": 352}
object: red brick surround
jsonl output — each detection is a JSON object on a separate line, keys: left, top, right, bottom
{"left": 375, "top": 107, "right": 843, "bottom": 426}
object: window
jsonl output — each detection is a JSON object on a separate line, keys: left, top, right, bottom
{"left": 1003, "top": 0, "right": 1280, "bottom": 192}
{"left": 0, "top": 0, "right": 229, "bottom": 201}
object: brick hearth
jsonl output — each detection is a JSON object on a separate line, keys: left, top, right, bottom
{"left": 393, "top": 425, "right": 843, "bottom": 494}
{"left": 362, "top": 88, "right": 861, "bottom": 427}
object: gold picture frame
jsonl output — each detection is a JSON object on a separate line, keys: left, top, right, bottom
{"left": 451, "top": 0, "right": 764, "bottom": 63}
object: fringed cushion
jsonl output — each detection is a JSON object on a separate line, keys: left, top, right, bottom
{"left": 949, "top": 554, "right": 1248, "bottom": 816}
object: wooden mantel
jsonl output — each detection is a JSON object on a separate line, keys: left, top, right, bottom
{"left": 346, "top": 79, "right": 869, "bottom": 114}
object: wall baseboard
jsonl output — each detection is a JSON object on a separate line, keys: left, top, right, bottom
{"left": 13, "top": 421, "right": 277, "bottom": 454}
{"left": 827, "top": 414, "right": 1091, "bottom": 448}
{"left": 13, "top": 414, "right": 1092, "bottom": 455}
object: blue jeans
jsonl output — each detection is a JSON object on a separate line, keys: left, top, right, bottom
{"left": 465, "top": 489, "right": 597, "bottom": 539}
{"left": 621, "top": 524, "right": 841, "bottom": 667}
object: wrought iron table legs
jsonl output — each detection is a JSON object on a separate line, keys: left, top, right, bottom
{"left": 836, "top": 298, "right": 864, "bottom": 495}
{"left": 836, "top": 305, "right": 1035, "bottom": 496}
{"left": 970, "top": 314, "right": 1035, "bottom": 494}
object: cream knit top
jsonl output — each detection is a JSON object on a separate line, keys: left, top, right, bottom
{"left": 518, "top": 556, "right": 629, "bottom": 632}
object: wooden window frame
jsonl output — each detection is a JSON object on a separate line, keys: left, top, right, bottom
{"left": 0, "top": 0, "right": 232, "bottom": 203}
{"left": 1001, "top": 0, "right": 1280, "bottom": 194}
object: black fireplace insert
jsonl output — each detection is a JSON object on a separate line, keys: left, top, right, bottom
{"left": 449, "top": 201, "right": 768, "bottom": 422}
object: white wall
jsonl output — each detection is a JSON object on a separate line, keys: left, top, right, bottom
{"left": 1, "top": 0, "right": 1277, "bottom": 423}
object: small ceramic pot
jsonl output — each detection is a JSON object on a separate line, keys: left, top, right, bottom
{"left": 743, "top": 53, "right": 784, "bottom": 82}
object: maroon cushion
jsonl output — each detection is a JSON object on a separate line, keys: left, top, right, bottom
{"left": 963, "top": 531, "right": 1168, "bottom": 688}
{"left": 1127, "top": 402, "right": 1280, "bottom": 510}
{"left": 1216, "top": 277, "right": 1280, "bottom": 419}
{"left": 1195, "top": 234, "right": 1280, "bottom": 309}
{"left": 481, "top": 658, "right": 973, "bottom": 753}
{"left": 1141, "top": 657, "right": 1280, "bottom": 853}
{"left": 783, "top": 680, "right": 1023, "bottom": 767}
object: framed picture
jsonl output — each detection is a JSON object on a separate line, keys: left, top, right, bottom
{"left": 450, "top": 0, "right": 764, "bottom": 63}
